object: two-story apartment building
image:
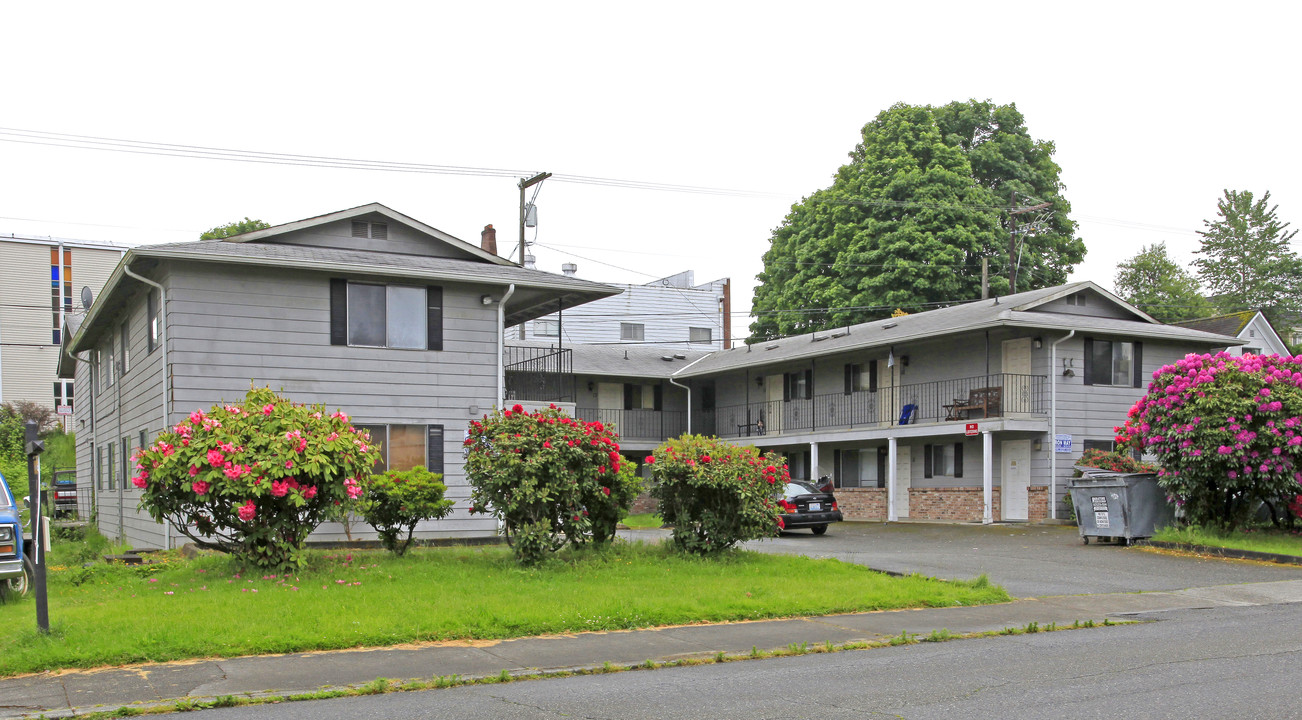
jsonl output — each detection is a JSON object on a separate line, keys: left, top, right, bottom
{"left": 0, "top": 234, "right": 125, "bottom": 426}
{"left": 662, "top": 283, "right": 1241, "bottom": 523}
{"left": 59, "top": 203, "right": 619, "bottom": 549}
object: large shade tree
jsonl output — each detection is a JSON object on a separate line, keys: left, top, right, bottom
{"left": 1114, "top": 243, "right": 1212, "bottom": 323}
{"left": 1193, "top": 189, "right": 1301, "bottom": 323}
{"left": 750, "top": 100, "right": 1084, "bottom": 341}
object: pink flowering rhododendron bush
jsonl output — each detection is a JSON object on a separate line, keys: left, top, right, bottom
{"left": 464, "top": 404, "right": 640, "bottom": 564}
{"left": 1117, "top": 352, "right": 1302, "bottom": 530}
{"left": 134, "top": 387, "right": 380, "bottom": 570}
{"left": 648, "top": 435, "right": 785, "bottom": 554}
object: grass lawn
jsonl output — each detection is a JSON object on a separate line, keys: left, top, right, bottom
{"left": 618, "top": 513, "right": 666, "bottom": 529}
{"left": 0, "top": 541, "right": 1009, "bottom": 677}
{"left": 1152, "top": 524, "right": 1302, "bottom": 557}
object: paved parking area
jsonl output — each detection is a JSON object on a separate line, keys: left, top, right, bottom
{"left": 623, "top": 521, "right": 1302, "bottom": 598}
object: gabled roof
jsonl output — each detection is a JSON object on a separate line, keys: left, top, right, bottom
{"left": 674, "top": 281, "right": 1242, "bottom": 379}
{"left": 1170, "top": 310, "right": 1258, "bottom": 338}
{"left": 217, "top": 202, "right": 512, "bottom": 266}
{"left": 68, "top": 205, "right": 623, "bottom": 353}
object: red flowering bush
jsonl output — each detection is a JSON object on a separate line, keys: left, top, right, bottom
{"left": 648, "top": 435, "right": 785, "bottom": 554}
{"left": 464, "top": 404, "right": 639, "bottom": 564}
{"left": 1116, "top": 352, "right": 1302, "bottom": 529}
{"left": 134, "top": 387, "right": 380, "bottom": 570}
{"left": 360, "top": 466, "right": 454, "bottom": 556}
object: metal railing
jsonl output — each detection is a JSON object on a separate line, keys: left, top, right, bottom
{"left": 574, "top": 408, "right": 687, "bottom": 441}
{"left": 504, "top": 345, "right": 575, "bottom": 403}
{"left": 707, "top": 373, "right": 1046, "bottom": 439}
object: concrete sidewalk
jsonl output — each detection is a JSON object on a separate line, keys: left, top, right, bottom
{"left": 4, "top": 578, "right": 1301, "bottom": 719}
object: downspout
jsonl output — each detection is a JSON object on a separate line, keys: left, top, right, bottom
{"left": 1049, "top": 330, "right": 1075, "bottom": 521}
{"left": 123, "top": 265, "right": 170, "bottom": 548}
{"left": 669, "top": 354, "right": 711, "bottom": 435}
{"left": 497, "top": 284, "right": 516, "bottom": 408}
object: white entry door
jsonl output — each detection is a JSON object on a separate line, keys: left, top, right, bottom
{"left": 1002, "top": 338, "right": 1033, "bottom": 415}
{"left": 878, "top": 355, "right": 897, "bottom": 424}
{"left": 1001, "top": 439, "right": 1031, "bottom": 521}
{"left": 893, "top": 446, "right": 912, "bottom": 518}
{"left": 765, "top": 374, "right": 784, "bottom": 434}
{"left": 597, "top": 383, "right": 622, "bottom": 411}
{"left": 1002, "top": 337, "right": 1032, "bottom": 375}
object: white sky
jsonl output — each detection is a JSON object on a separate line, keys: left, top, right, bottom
{"left": 3, "top": 2, "right": 1298, "bottom": 341}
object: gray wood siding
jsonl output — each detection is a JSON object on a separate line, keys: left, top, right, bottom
{"left": 267, "top": 218, "right": 481, "bottom": 260}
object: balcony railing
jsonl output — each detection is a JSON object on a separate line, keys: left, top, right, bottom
{"left": 504, "top": 345, "right": 575, "bottom": 403}
{"left": 574, "top": 408, "right": 687, "bottom": 441}
{"left": 702, "top": 373, "right": 1046, "bottom": 439}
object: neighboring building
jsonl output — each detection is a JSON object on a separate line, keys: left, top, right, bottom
{"left": 59, "top": 203, "right": 618, "bottom": 548}
{"left": 0, "top": 234, "right": 125, "bottom": 425}
{"left": 516, "top": 263, "right": 731, "bottom": 350}
{"left": 1170, "top": 310, "right": 1290, "bottom": 356}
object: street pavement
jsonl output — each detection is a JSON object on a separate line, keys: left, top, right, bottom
{"left": 2, "top": 521, "right": 1301, "bottom": 719}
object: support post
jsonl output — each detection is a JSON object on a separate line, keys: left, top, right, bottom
{"left": 982, "top": 430, "right": 994, "bottom": 524}
{"left": 887, "top": 436, "right": 898, "bottom": 522}
{"left": 24, "top": 421, "right": 49, "bottom": 633}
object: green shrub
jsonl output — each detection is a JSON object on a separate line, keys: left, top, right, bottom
{"left": 135, "top": 386, "right": 380, "bottom": 570}
{"left": 1074, "top": 448, "right": 1157, "bottom": 475}
{"left": 361, "top": 466, "right": 454, "bottom": 556}
{"left": 648, "top": 435, "right": 783, "bottom": 554}
{"left": 465, "top": 404, "right": 637, "bottom": 564}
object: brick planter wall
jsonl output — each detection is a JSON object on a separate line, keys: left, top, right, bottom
{"left": 834, "top": 487, "right": 888, "bottom": 520}
{"left": 629, "top": 492, "right": 659, "bottom": 515}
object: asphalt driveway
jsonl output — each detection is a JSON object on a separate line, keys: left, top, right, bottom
{"left": 622, "top": 521, "right": 1302, "bottom": 598}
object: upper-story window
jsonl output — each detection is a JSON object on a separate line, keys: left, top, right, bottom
{"left": 784, "top": 370, "right": 812, "bottom": 400}
{"left": 1084, "top": 338, "right": 1141, "bottom": 387}
{"left": 330, "top": 279, "right": 443, "bottom": 351}
{"left": 351, "top": 221, "right": 388, "bottom": 240}
{"left": 621, "top": 323, "right": 644, "bottom": 341}
{"left": 689, "top": 327, "right": 711, "bottom": 344}
{"left": 147, "top": 288, "right": 161, "bottom": 353}
{"left": 844, "top": 361, "right": 877, "bottom": 394}
{"left": 534, "top": 319, "right": 560, "bottom": 337}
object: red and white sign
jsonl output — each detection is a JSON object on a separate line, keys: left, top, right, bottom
{"left": 965, "top": 422, "right": 979, "bottom": 436}
{"left": 56, "top": 405, "right": 73, "bottom": 416}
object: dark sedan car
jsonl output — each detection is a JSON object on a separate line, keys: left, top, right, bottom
{"left": 776, "top": 480, "right": 843, "bottom": 535}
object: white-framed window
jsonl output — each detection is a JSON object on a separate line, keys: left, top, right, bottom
{"left": 924, "top": 443, "right": 964, "bottom": 478}
{"left": 689, "top": 327, "right": 711, "bottom": 344}
{"left": 621, "top": 323, "right": 645, "bottom": 341}
{"left": 1085, "top": 339, "right": 1136, "bottom": 387}
{"left": 534, "top": 319, "right": 560, "bottom": 337}
{"left": 346, "top": 284, "right": 427, "bottom": 349}
{"left": 147, "top": 288, "right": 161, "bottom": 353}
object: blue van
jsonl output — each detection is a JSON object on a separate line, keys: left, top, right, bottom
{"left": 0, "top": 470, "right": 31, "bottom": 598}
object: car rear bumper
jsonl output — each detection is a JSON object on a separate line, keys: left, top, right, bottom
{"left": 780, "top": 510, "right": 843, "bottom": 528}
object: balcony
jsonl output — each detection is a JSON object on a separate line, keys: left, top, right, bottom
{"left": 574, "top": 408, "right": 687, "bottom": 442}
{"left": 701, "top": 373, "right": 1046, "bottom": 440}
{"left": 504, "top": 345, "right": 575, "bottom": 403}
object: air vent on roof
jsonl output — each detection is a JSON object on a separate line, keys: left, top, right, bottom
{"left": 765, "top": 344, "right": 780, "bottom": 350}
{"left": 830, "top": 331, "right": 847, "bottom": 339}
{"left": 882, "top": 322, "right": 897, "bottom": 329}
{"left": 811, "top": 335, "right": 827, "bottom": 342}
{"left": 371, "top": 222, "right": 388, "bottom": 240}
{"left": 673, "top": 353, "right": 686, "bottom": 359}
{"left": 351, "top": 221, "right": 367, "bottom": 238}
{"left": 661, "top": 356, "right": 674, "bottom": 361}
{"left": 352, "top": 221, "right": 388, "bottom": 239}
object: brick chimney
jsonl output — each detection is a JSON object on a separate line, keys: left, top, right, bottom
{"left": 480, "top": 224, "right": 497, "bottom": 255}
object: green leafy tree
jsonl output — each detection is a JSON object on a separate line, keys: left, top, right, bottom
{"left": 134, "top": 386, "right": 380, "bottom": 570}
{"left": 360, "top": 466, "right": 454, "bottom": 556}
{"left": 464, "top": 404, "right": 638, "bottom": 564}
{"left": 751, "top": 100, "right": 1083, "bottom": 340}
{"left": 200, "top": 217, "right": 271, "bottom": 240}
{"left": 1192, "top": 190, "right": 1301, "bottom": 322}
{"left": 1114, "top": 243, "right": 1212, "bottom": 323}
{"left": 648, "top": 435, "right": 785, "bottom": 554}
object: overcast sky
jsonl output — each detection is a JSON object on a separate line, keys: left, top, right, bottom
{"left": 3, "top": 2, "right": 1298, "bottom": 341}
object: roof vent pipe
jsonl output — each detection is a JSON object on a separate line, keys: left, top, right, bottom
{"left": 561, "top": 262, "right": 577, "bottom": 276}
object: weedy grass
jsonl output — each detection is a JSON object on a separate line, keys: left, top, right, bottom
{"left": 0, "top": 541, "right": 1009, "bottom": 676}
{"left": 618, "top": 513, "right": 667, "bottom": 529}
{"left": 1151, "top": 524, "right": 1302, "bottom": 558}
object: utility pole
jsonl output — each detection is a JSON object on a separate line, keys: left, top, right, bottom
{"left": 24, "top": 421, "right": 49, "bottom": 633}
{"left": 1007, "top": 198, "right": 1051, "bottom": 293}
{"left": 518, "top": 172, "right": 550, "bottom": 339}
{"left": 981, "top": 258, "right": 989, "bottom": 300}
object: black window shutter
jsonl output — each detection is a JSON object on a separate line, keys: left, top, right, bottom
{"left": 803, "top": 453, "right": 811, "bottom": 481}
{"left": 623, "top": 384, "right": 634, "bottom": 410}
{"left": 954, "top": 442, "right": 964, "bottom": 478}
{"left": 844, "top": 364, "right": 853, "bottom": 395}
{"left": 876, "top": 448, "right": 888, "bottom": 489}
{"left": 1082, "top": 338, "right": 1094, "bottom": 386}
{"left": 924, "top": 444, "right": 933, "bottom": 478}
{"left": 329, "top": 279, "right": 348, "bottom": 346}
{"left": 833, "top": 449, "right": 842, "bottom": 487}
{"left": 804, "top": 369, "right": 813, "bottom": 399}
{"left": 868, "top": 360, "right": 878, "bottom": 392}
{"left": 783, "top": 373, "right": 791, "bottom": 402}
{"left": 653, "top": 383, "right": 663, "bottom": 411}
{"left": 426, "top": 425, "right": 445, "bottom": 476}
{"left": 1133, "top": 342, "right": 1143, "bottom": 388}
{"left": 426, "top": 286, "right": 444, "bottom": 351}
